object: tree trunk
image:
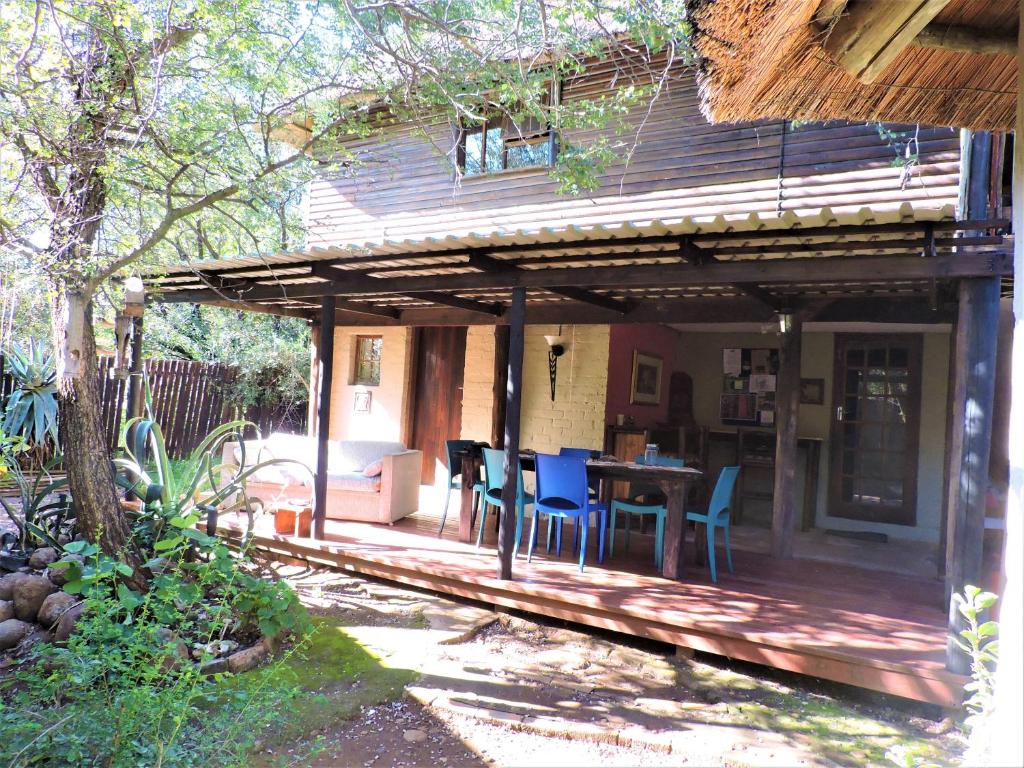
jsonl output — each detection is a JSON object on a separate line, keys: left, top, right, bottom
{"left": 52, "top": 289, "right": 143, "bottom": 581}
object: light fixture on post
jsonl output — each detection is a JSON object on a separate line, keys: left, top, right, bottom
{"left": 777, "top": 309, "right": 794, "bottom": 335}
{"left": 544, "top": 325, "right": 567, "bottom": 401}
{"left": 114, "top": 275, "right": 145, "bottom": 379}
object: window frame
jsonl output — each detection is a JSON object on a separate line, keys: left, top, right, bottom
{"left": 352, "top": 335, "right": 383, "bottom": 387}
{"left": 456, "top": 81, "right": 559, "bottom": 177}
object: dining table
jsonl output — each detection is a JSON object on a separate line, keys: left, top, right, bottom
{"left": 456, "top": 446, "right": 704, "bottom": 580}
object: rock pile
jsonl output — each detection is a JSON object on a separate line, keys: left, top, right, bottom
{"left": 0, "top": 547, "right": 84, "bottom": 652}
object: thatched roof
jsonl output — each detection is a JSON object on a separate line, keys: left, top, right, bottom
{"left": 687, "top": 0, "right": 1018, "bottom": 130}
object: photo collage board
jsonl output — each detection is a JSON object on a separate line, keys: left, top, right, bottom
{"left": 720, "top": 347, "right": 779, "bottom": 427}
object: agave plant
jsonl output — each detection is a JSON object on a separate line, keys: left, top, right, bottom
{"left": 2, "top": 340, "right": 59, "bottom": 449}
{"left": 0, "top": 432, "right": 74, "bottom": 558}
{"left": 114, "top": 417, "right": 310, "bottom": 551}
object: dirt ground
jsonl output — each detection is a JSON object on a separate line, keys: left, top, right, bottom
{"left": 256, "top": 563, "right": 964, "bottom": 768}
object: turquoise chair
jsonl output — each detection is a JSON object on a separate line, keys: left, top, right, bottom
{"left": 686, "top": 466, "right": 740, "bottom": 583}
{"left": 608, "top": 455, "right": 684, "bottom": 569}
{"left": 437, "top": 439, "right": 485, "bottom": 537}
{"left": 478, "top": 448, "right": 534, "bottom": 557}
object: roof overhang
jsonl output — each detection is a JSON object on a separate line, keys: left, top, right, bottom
{"left": 146, "top": 205, "right": 1012, "bottom": 327}
{"left": 686, "top": 0, "right": 1018, "bottom": 130}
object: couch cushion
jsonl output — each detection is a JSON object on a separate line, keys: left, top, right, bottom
{"left": 327, "top": 471, "right": 382, "bottom": 493}
{"left": 334, "top": 440, "right": 407, "bottom": 472}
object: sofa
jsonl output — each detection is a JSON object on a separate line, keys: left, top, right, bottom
{"left": 222, "top": 432, "right": 422, "bottom": 525}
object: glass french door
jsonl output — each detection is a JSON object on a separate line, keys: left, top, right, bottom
{"left": 828, "top": 335, "right": 922, "bottom": 526}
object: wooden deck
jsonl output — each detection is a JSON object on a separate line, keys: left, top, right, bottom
{"left": 219, "top": 507, "right": 965, "bottom": 708}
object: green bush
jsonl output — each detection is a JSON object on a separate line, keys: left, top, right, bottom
{"left": 0, "top": 540, "right": 311, "bottom": 768}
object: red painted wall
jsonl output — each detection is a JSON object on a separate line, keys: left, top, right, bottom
{"left": 605, "top": 324, "right": 680, "bottom": 429}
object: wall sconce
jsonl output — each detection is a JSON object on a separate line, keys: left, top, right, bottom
{"left": 114, "top": 276, "right": 145, "bottom": 379}
{"left": 544, "top": 327, "right": 567, "bottom": 401}
{"left": 776, "top": 310, "right": 793, "bottom": 335}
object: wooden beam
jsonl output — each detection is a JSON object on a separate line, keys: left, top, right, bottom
{"left": 206, "top": 299, "right": 313, "bottom": 320}
{"left": 544, "top": 286, "right": 630, "bottom": 314}
{"left": 468, "top": 250, "right": 630, "bottom": 313}
{"left": 313, "top": 296, "right": 336, "bottom": 540}
{"left": 771, "top": 312, "right": 803, "bottom": 558}
{"left": 822, "top": 0, "right": 955, "bottom": 83}
{"left": 914, "top": 25, "right": 1016, "bottom": 57}
{"left": 681, "top": 238, "right": 786, "bottom": 311}
{"left": 498, "top": 287, "right": 526, "bottom": 581}
{"left": 401, "top": 291, "right": 503, "bottom": 316}
{"left": 161, "top": 251, "right": 1013, "bottom": 305}
{"left": 333, "top": 298, "right": 400, "bottom": 319}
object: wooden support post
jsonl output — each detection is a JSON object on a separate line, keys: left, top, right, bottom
{"left": 944, "top": 131, "right": 1000, "bottom": 674}
{"left": 944, "top": 278, "right": 999, "bottom": 672}
{"left": 771, "top": 312, "right": 802, "bottom": 558}
{"left": 313, "top": 296, "right": 336, "bottom": 540}
{"left": 492, "top": 325, "right": 510, "bottom": 449}
{"left": 497, "top": 287, "right": 525, "bottom": 580}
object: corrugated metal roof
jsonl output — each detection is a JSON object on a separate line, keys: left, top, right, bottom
{"left": 149, "top": 203, "right": 958, "bottom": 279}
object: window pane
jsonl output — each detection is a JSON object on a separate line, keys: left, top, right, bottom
{"left": 463, "top": 129, "right": 483, "bottom": 175}
{"left": 485, "top": 126, "right": 503, "bottom": 172}
{"left": 354, "top": 336, "right": 382, "bottom": 386}
{"left": 506, "top": 141, "right": 550, "bottom": 169}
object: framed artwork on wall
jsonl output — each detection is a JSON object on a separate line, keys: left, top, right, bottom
{"left": 800, "top": 378, "right": 825, "bottom": 405}
{"left": 353, "top": 390, "right": 372, "bottom": 413}
{"left": 630, "top": 351, "right": 663, "bottom": 405}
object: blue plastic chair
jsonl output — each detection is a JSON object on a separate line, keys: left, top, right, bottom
{"left": 529, "top": 453, "right": 606, "bottom": 572}
{"left": 608, "top": 455, "right": 685, "bottom": 569}
{"left": 686, "top": 466, "right": 740, "bottom": 583}
{"left": 478, "top": 448, "right": 534, "bottom": 556}
{"left": 437, "top": 440, "right": 485, "bottom": 537}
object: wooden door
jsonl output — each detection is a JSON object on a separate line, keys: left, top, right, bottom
{"left": 410, "top": 327, "right": 468, "bottom": 484}
{"left": 828, "top": 334, "right": 922, "bottom": 526}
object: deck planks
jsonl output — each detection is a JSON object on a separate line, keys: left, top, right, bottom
{"left": 219, "top": 508, "right": 964, "bottom": 707}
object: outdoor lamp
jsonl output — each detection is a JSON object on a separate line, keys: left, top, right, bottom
{"left": 114, "top": 276, "right": 145, "bottom": 378}
{"left": 544, "top": 327, "right": 567, "bottom": 402}
{"left": 777, "top": 310, "right": 793, "bottom": 335}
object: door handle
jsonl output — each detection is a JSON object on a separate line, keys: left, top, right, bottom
{"left": 836, "top": 406, "right": 844, "bottom": 422}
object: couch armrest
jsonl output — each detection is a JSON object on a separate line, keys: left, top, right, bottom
{"left": 378, "top": 449, "right": 422, "bottom": 523}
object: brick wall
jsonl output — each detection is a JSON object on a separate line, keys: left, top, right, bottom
{"left": 520, "top": 325, "right": 610, "bottom": 455}
{"left": 329, "top": 326, "right": 411, "bottom": 442}
{"left": 460, "top": 325, "right": 496, "bottom": 442}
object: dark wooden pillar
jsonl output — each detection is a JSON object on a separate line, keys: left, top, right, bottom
{"left": 497, "top": 288, "right": 526, "bottom": 580}
{"left": 945, "top": 278, "right": 1000, "bottom": 670}
{"left": 124, "top": 315, "right": 145, "bottom": 422}
{"left": 492, "top": 325, "right": 510, "bottom": 449}
{"left": 313, "top": 297, "right": 336, "bottom": 540}
{"left": 944, "top": 130, "right": 1001, "bottom": 673}
{"left": 771, "top": 312, "right": 802, "bottom": 558}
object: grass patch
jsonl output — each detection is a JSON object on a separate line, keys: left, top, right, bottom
{"left": 241, "top": 615, "right": 417, "bottom": 756}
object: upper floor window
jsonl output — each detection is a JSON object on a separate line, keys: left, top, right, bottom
{"left": 458, "top": 84, "right": 558, "bottom": 176}
{"left": 353, "top": 335, "right": 382, "bottom": 386}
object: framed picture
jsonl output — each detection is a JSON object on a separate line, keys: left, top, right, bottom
{"left": 630, "top": 351, "right": 663, "bottom": 405}
{"left": 353, "top": 390, "right": 372, "bottom": 413}
{"left": 800, "top": 378, "right": 825, "bottom": 405}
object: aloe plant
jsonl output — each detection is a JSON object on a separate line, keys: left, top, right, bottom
{"left": 114, "top": 417, "right": 311, "bottom": 550}
{"left": 0, "top": 433, "right": 73, "bottom": 553}
{"left": 2, "top": 340, "right": 59, "bottom": 448}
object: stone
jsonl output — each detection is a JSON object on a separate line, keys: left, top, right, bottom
{"left": 12, "top": 574, "right": 56, "bottom": 621}
{"left": 0, "top": 619, "right": 32, "bottom": 651}
{"left": 28, "top": 547, "right": 58, "bottom": 571}
{"left": 53, "top": 602, "right": 85, "bottom": 642}
{"left": 0, "top": 572, "right": 27, "bottom": 601}
{"left": 402, "top": 729, "right": 428, "bottom": 744}
{"left": 199, "top": 657, "right": 229, "bottom": 676}
{"left": 0, "top": 600, "right": 12, "bottom": 623}
{"left": 18, "top": 628, "right": 53, "bottom": 652}
{"left": 226, "top": 644, "right": 268, "bottom": 674}
{"left": 156, "top": 627, "right": 190, "bottom": 671}
{"left": 47, "top": 554, "right": 85, "bottom": 587}
{"left": 37, "top": 592, "right": 77, "bottom": 629}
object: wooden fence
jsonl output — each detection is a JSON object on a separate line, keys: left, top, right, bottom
{"left": 1, "top": 354, "right": 307, "bottom": 459}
